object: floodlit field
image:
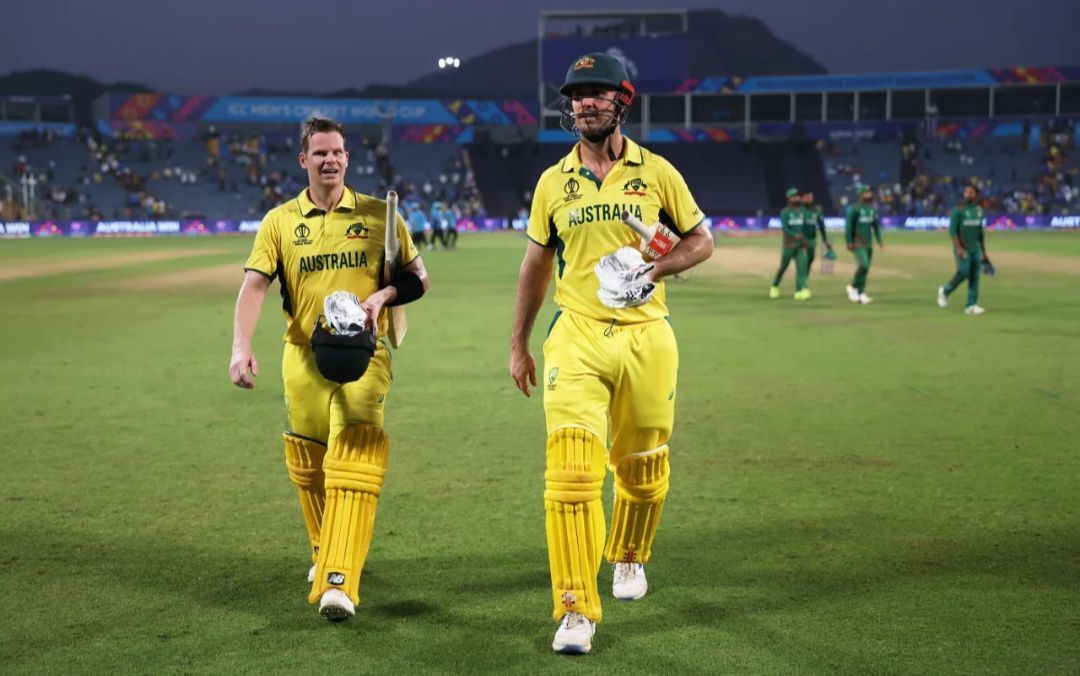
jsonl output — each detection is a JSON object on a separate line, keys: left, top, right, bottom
{"left": 1, "top": 230, "right": 1078, "bottom": 673}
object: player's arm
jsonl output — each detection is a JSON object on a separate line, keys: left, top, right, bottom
{"left": 509, "top": 240, "right": 554, "bottom": 397}
{"left": 230, "top": 270, "right": 271, "bottom": 389}
{"left": 949, "top": 207, "right": 965, "bottom": 258}
{"left": 646, "top": 161, "right": 715, "bottom": 278}
{"left": 367, "top": 253, "right": 429, "bottom": 309}
{"left": 650, "top": 224, "right": 713, "bottom": 280}
{"left": 873, "top": 212, "right": 883, "bottom": 248}
{"left": 844, "top": 207, "right": 856, "bottom": 250}
{"left": 817, "top": 213, "right": 831, "bottom": 248}
{"left": 361, "top": 210, "right": 430, "bottom": 328}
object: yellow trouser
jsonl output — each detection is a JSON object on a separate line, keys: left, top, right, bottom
{"left": 542, "top": 311, "right": 677, "bottom": 622}
{"left": 280, "top": 341, "right": 393, "bottom": 605}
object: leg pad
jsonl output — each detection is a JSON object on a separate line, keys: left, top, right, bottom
{"left": 545, "top": 427, "right": 606, "bottom": 623}
{"left": 605, "top": 445, "right": 670, "bottom": 565}
{"left": 284, "top": 434, "right": 327, "bottom": 563}
{"left": 307, "top": 425, "right": 388, "bottom": 605}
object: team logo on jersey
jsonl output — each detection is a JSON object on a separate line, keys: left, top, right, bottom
{"left": 563, "top": 177, "right": 582, "bottom": 203}
{"left": 345, "top": 222, "right": 370, "bottom": 240}
{"left": 293, "top": 223, "right": 312, "bottom": 246}
{"left": 573, "top": 56, "right": 595, "bottom": 71}
{"left": 561, "top": 591, "right": 577, "bottom": 609}
{"left": 547, "top": 367, "right": 559, "bottom": 391}
{"left": 327, "top": 572, "right": 346, "bottom": 586}
{"left": 622, "top": 178, "right": 648, "bottom": 196}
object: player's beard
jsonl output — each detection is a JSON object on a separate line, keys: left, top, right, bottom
{"left": 579, "top": 111, "right": 618, "bottom": 144}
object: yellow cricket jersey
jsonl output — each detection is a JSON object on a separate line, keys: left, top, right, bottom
{"left": 244, "top": 187, "right": 419, "bottom": 344}
{"left": 527, "top": 137, "right": 704, "bottom": 324}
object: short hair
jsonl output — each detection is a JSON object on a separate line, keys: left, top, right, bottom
{"left": 300, "top": 117, "right": 346, "bottom": 153}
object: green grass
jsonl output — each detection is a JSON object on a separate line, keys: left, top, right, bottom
{"left": 1, "top": 231, "right": 1078, "bottom": 674}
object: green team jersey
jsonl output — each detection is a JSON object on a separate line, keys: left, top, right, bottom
{"left": 949, "top": 203, "right": 984, "bottom": 249}
{"left": 845, "top": 203, "right": 881, "bottom": 248}
{"left": 802, "top": 206, "right": 827, "bottom": 243}
{"left": 780, "top": 206, "right": 806, "bottom": 246}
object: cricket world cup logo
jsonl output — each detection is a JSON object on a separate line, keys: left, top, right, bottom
{"left": 563, "top": 178, "right": 582, "bottom": 203}
{"left": 293, "top": 223, "right": 312, "bottom": 246}
{"left": 561, "top": 591, "right": 577, "bottom": 609}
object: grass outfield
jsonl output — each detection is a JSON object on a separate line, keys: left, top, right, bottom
{"left": 1, "top": 230, "right": 1078, "bottom": 674}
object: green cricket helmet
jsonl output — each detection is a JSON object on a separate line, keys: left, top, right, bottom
{"left": 558, "top": 53, "right": 637, "bottom": 136}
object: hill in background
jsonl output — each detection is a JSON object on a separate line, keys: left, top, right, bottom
{"left": 0, "top": 10, "right": 826, "bottom": 125}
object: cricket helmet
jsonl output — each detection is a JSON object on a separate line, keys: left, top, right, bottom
{"left": 310, "top": 317, "right": 376, "bottom": 384}
{"left": 558, "top": 53, "right": 636, "bottom": 136}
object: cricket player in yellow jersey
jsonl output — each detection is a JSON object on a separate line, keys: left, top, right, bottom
{"left": 229, "top": 117, "right": 428, "bottom": 622}
{"left": 509, "top": 53, "right": 714, "bottom": 654}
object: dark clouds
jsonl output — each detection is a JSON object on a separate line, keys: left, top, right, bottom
{"left": 1, "top": 0, "right": 1077, "bottom": 94}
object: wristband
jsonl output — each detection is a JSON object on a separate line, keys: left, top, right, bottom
{"left": 388, "top": 270, "right": 425, "bottom": 306}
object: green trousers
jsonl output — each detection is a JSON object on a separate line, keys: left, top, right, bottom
{"left": 851, "top": 246, "right": 873, "bottom": 293}
{"left": 799, "top": 241, "right": 817, "bottom": 284}
{"left": 773, "top": 246, "right": 808, "bottom": 291}
{"left": 943, "top": 247, "right": 981, "bottom": 307}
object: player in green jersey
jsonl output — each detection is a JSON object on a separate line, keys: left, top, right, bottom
{"left": 769, "top": 187, "right": 810, "bottom": 300}
{"left": 844, "top": 185, "right": 883, "bottom": 304}
{"left": 937, "top": 185, "right": 989, "bottom": 315}
{"left": 798, "top": 191, "right": 833, "bottom": 290}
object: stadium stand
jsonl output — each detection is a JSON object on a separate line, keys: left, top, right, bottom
{"left": 1, "top": 127, "right": 487, "bottom": 222}
{"left": 821, "top": 124, "right": 1078, "bottom": 216}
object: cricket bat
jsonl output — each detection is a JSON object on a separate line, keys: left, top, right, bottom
{"left": 383, "top": 190, "right": 408, "bottom": 348}
{"left": 622, "top": 211, "right": 680, "bottom": 260}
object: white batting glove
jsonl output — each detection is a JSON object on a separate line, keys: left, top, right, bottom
{"left": 323, "top": 290, "right": 368, "bottom": 336}
{"left": 595, "top": 247, "right": 657, "bottom": 308}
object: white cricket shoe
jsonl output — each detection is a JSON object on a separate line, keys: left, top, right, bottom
{"left": 552, "top": 612, "right": 595, "bottom": 654}
{"left": 964, "top": 304, "right": 986, "bottom": 315}
{"left": 307, "top": 564, "right": 316, "bottom": 583}
{"left": 937, "top": 286, "right": 948, "bottom": 308}
{"left": 859, "top": 293, "right": 873, "bottom": 304}
{"left": 846, "top": 285, "right": 860, "bottom": 303}
{"left": 613, "top": 562, "right": 648, "bottom": 600}
{"left": 319, "top": 588, "right": 355, "bottom": 623}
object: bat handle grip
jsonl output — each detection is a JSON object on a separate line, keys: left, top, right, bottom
{"left": 621, "top": 211, "right": 651, "bottom": 239}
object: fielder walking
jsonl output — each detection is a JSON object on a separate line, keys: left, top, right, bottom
{"left": 937, "top": 185, "right": 989, "bottom": 314}
{"left": 769, "top": 187, "right": 809, "bottom": 299}
{"left": 845, "top": 185, "right": 883, "bottom": 304}
{"left": 508, "top": 53, "right": 714, "bottom": 655}
{"left": 229, "top": 117, "right": 428, "bottom": 622}
{"left": 799, "top": 190, "right": 834, "bottom": 286}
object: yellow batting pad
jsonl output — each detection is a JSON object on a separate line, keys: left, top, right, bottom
{"left": 605, "top": 445, "right": 670, "bottom": 565}
{"left": 307, "top": 424, "right": 389, "bottom": 605}
{"left": 283, "top": 434, "right": 327, "bottom": 564}
{"left": 545, "top": 427, "right": 606, "bottom": 623}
